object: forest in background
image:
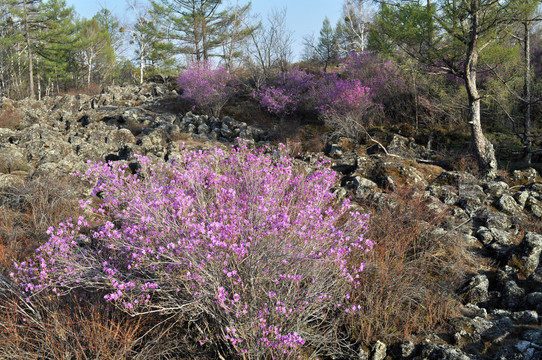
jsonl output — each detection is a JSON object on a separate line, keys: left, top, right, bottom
{"left": 1, "top": 0, "right": 542, "bottom": 173}
{"left": 4, "top": 2, "right": 542, "bottom": 358}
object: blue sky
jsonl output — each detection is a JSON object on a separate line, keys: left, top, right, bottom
{"left": 64, "top": 0, "right": 343, "bottom": 61}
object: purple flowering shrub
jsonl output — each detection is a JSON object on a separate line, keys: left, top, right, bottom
{"left": 11, "top": 144, "right": 372, "bottom": 358}
{"left": 253, "top": 69, "right": 377, "bottom": 138}
{"left": 310, "top": 72, "right": 378, "bottom": 141}
{"left": 177, "top": 61, "right": 237, "bottom": 117}
{"left": 312, "top": 73, "right": 376, "bottom": 117}
{"left": 342, "top": 52, "right": 406, "bottom": 99}
{"left": 252, "top": 69, "right": 315, "bottom": 117}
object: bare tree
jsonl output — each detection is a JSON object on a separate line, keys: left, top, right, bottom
{"left": 219, "top": 0, "right": 256, "bottom": 70}
{"left": 123, "top": 0, "right": 159, "bottom": 83}
{"left": 245, "top": 7, "right": 293, "bottom": 84}
{"left": 374, "top": 0, "right": 529, "bottom": 178}
{"left": 341, "top": 0, "right": 372, "bottom": 53}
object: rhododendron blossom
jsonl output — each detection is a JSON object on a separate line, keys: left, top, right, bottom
{"left": 177, "top": 61, "right": 237, "bottom": 116}
{"left": 12, "top": 143, "right": 372, "bottom": 358}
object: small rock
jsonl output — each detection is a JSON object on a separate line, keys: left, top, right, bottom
{"left": 419, "top": 343, "right": 472, "bottom": 360}
{"left": 475, "top": 227, "right": 494, "bottom": 246}
{"left": 484, "top": 181, "right": 509, "bottom": 197}
{"left": 523, "top": 329, "right": 542, "bottom": 345}
{"left": 530, "top": 203, "right": 542, "bottom": 218}
{"left": 477, "top": 211, "right": 512, "bottom": 230}
{"left": 460, "top": 275, "right": 490, "bottom": 305}
{"left": 371, "top": 340, "right": 386, "bottom": 360}
{"left": 0, "top": 174, "right": 25, "bottom": 189}
{"left": 328, "top": 144, "right": 343, "bottom": 158}
{"left": 490, "top": 309, "right": 512, "bottom": 318}
{"left": 511, "top": 310, "right": 538, "bottom": 325}
{"left": 508, "top": 232, "right": 542, "bottom": 276}
{"left": 515, "top": 340, "right": 541, "bottom": 359}
{"left": 401, "top": 341, "right": 416, "bottom": 358}
{"left": 526, "top": 292, "right": 542, "bottom": 308}
{"left": 515, "top": 191, "right": 530, "bottom": 207}
{"left": 197, "top": 123, "right": 210, "bottom": 135}
{"left": 331, "top": 154, "right": 357, "bottom": 174}
{"left": 528, "top": 268, "right": 542, "bottom": 283}
{"left": 358, "top": 347, "right": 369, "bottom": 360}
{"left": 502, "top": 280, "right": 526, "bottom": 309}
{"left": 482, "top": 318, "right": 513, "bottom": 342}
{"left": 498, "top": 194, "right": 523, "bottom": 214}
{"left": 461, "top": 303, "right": 488, "bottom": 318}
{"left": 512, "top": 168, "right": 541, "bottom": 185}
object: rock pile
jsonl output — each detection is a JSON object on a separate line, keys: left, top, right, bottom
{"left": 1, "top": 83, "right": 542, "bottom": 359}
{"left": 325, "top": 136, "right": 542, "bottom": 360}
{"left": 0, "top": 83, "right": 265, "bottom": 190}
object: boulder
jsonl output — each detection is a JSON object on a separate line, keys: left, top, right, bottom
{"left": 460, "top": 274, "right": 490, "bottom": 305}
{"left": 502, "top": 280, "right": 526, "bottom": 309}
{"left": 483, "top": 181, "right": 509, "bottom": 197}
{"left": 0, "top": 173, "right": 24, "bottom": 190}
{"left": 497, "top": 194, "right": 524, "bottom": 215}
{"left": 511, "top": 310, "right": 538, "bottom": 325}
{"left": 385, "top": 134, "right": 428, "bottom": 158}
{"left": 508, "top": 232, "right": 542, "bottom": 276}
{"left": 371, "top": 340, "right": 387, "bottom": 360}
{"left": 417, "top": 343, "right": 472, "bottom": 360}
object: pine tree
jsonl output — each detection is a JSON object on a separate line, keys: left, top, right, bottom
{"left": 371, "top": 0, "right": 529, "bottom": 178}
{"left": 76, "top": 18, "right": 115, "bottom": 87}
{"left": 35, "top": 0, "right": 77, "bottom": 96}
{"left": 315, "top": 17, "right": 338, "bottom": 72}
{"left": 2, "top": 0, "right": 42, "bottom": 98}
{"left": 150, "top": 0, "right": 254, "bottom": 63}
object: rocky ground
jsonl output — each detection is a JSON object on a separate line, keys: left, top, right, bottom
{"left": 1, "top": 83, "right": 542, "bottom": 359}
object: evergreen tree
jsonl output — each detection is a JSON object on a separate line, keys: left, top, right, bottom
{"left": 35, "top": 0, "right": 77, "bottom": 96}
{"left": 0, "top": 0, "right": 76, "bottom": 98}
{"left": 2, "top": 0, "right": 42, "bottom": 98}
{"left": 150, "top": 0, "right": 254, "bottom": 63}
{"left": 371, "top": 0, "right": 528, "bottom": 178}
{"left": 315, "top": 17, "right": 338, "bottom": 72}
{"left": 76, "top": 17, "right": 115, "bottom": 87}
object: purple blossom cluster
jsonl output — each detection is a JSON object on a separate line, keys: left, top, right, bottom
{"left": 177, "top": 61, "right": 237, "bottom": 116}
{"left": 342, "top": 51, "right": 406, "bottom": 98}
{"left": 252, "top": 69, "right": 315, "bottom": 117}
{"left": 11, "top": 143, "right": 372, "bottom": 358}
{"left": 312, "top": 73, "right": 375, "bottom": 117}
{"left": 252, "top": 68, "right": 377, "bottom": 120}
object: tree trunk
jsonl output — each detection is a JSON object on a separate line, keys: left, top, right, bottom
{"left": 23, "top": 0, "right": 35, "bottom": 99}
{"left": 201, "top": 1, "right": 208, "bottom": 61}
{"left": 140, "top": 54, "right": 144, "bottom": 84}
{"left": 523, "top": 21, "right": 532, "bottom": 163}
{"left": 88, "top": 55, "right": 93, "bottom": 87}
{"left": 37, "top": 74, "right": 41, "bottom": 100}
{"left": 465, "top": 0, "right": 497, "bottom": 179}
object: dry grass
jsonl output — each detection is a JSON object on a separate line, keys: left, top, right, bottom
{"left": 0, "top": 295, "right": 144, "bottom": 360}
{"left": 0, "top": 169, "right": 487, "bottom": 357}
{"left": 349, "top": 185, "right": 484, "bottom": 345}
{"left": 0, "top": 101, "right": 23, "bottom": 130}
{"left": 0, "top": 174, "right": 83, "bottom": 274}
{"left": 59, "top": 83, "right": 102, "bottom": 97}
{"left": 452, "top": 154, "right": 480, "bottom": 176}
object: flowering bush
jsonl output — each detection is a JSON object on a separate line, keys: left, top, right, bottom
{"left": 252, "top": 69, "right": 315, "bottom": 117}
{"left": 177, "top": 61, "right": 237, "bottom": 116}
{"left": 253, "top": 69, "right": 377, "bottom": 130}
{"left": 12, "top": 144, "right": 372, "bottom": 358}
{"left": 312, "top": 73, "right": 375, "bottom": 117}
{"left": 342, "top": 52, "right": 406, "bottom": 98}
{"left": 252, "top": 85, "right": 297, "bottom": 116}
